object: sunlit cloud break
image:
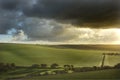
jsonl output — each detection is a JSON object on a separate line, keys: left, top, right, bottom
{"left": 1, "top": 26, "right": 120, "bottom": 44}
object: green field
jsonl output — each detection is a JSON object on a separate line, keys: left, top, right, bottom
{"left": 0, "top": 43, "right": 120, "bottom": 66}
{"left": 0, "top": 43, "right": 120, "bottom": 80}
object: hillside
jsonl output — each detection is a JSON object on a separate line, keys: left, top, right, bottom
{"left": 48, "top": 44, "right": 120, "bottom": 51}
{"left": 0, "top": 43, "right": 120, "bottom": 66}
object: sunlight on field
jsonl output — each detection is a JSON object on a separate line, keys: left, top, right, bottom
{"left": 0, "top": 44, "right": 120, "bottom": 67}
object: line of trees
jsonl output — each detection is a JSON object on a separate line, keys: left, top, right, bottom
{"left": 0, "top": 62, "right": 16, "bottom": 72}
{"left": 1, "top": 62, "right": 120, "bottom": 73}
{"left": 31, "top": 63, "right": 59, "bottom": 69}
{"left": 30, "top": 63, "right": 120, "bottom": 73}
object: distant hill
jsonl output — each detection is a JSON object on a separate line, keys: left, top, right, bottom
{"left": 47, "top": 44, "right": 120, "bottom": 51}
{"left": 0, "top": 43, "right": 120, "bottom": 66}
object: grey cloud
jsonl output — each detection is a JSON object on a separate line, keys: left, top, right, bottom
{"left": 0, "top": 0, "right": 20, "bottom": 10}
{"left": 0, "top": 8, "right": 74, "bottom": 42}
{"left": 0, "top": 9, "right": 25, "bottom": 34}
{"left": 0, "top": 0, "right": 120, "bottom": 43}
{"left": 23, "top": 0, "right": 120, "bottom": 28}
{"left": 22, "top": 18, "right": 73, "bottom": 41}
{"left": 0, "top": 0, "right": 120, "bottom": 28}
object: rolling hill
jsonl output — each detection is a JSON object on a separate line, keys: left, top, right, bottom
{"left": 0, "top": 43, "right": 120, "bottom": 66}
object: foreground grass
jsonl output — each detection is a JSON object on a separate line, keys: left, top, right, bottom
{"left": 23, "top": 69, "right": 120, "bottom": 80}
{"left": 0, "top": 69, "right": 120, "bottom": 80}
{"left": 0, "top": 68, "right": 52, "bottom": 80}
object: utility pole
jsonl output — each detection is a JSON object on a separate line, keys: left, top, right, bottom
{"left": 101, "top": 53, "right": 106, "bottom": 68}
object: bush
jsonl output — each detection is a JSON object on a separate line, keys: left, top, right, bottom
{"left": 31, "top": 64, "right": 40, "bottom": 68}
{"left": 51, "top": 63, "right": 59, "bottom": 69}
{"left": 40, "top": 64, "right": 47, "bottom": 68}
{"left": 114, "top": 63, "right": 120, "bottom": 69}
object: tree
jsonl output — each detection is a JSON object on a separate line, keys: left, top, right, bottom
{"left": 64, "top": 65, "right": 71, "bottom": 71}
{"left": 6, "top": 63, "right": 11, "bottom": 70}
{"left": 70, "top": 65, "right": 74, "bottom": 70}
{"left": 0, "top": 62, "right": 5, "bottom": 72}
{"left": 41, "top": 64, "right": 47, "bottom": 68}
{"left": 0, "top": 62, "right": 4, "bottom": 68}
{"left": 64, "top": 65, "right": 74, "bottom": 71}
{"left": 51, "top": 63, "right": 59, "bottom": 69}
{"left": 0, "top": 63, "right": 16, "bottom": 72}
{"left": 11, "top": 63, "right": 16, "bottom": 69}
{"left": 114, "top": 63, "right": 120, "bottom": 69}
{"left": 31, "top": 64, "right": 40, "bottom": 68}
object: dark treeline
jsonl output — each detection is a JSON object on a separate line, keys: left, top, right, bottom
{"left": 0, "top": 62, "right": 16, "bottom": 72}
{"left": 30, "top": 63, "right": 120, "bottom": 71}
{"left": 0, "top": 62, "right": 120, "bottom": 74}
{"left": 1, "top": 62, "right": 120, "bottom": 80}
{"left": 31, "top": 63, "right": 59, "bottom": 69}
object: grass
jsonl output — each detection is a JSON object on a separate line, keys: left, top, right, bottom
{"left": 0, "top": 43, "right": 120, "bottom": 80}
{"left": 0, "top": 68, "right": 120, "bottom": 80}
{"left": 0, "top": 43, "right": 120, "bottom": 66}
{"left": 22, "top": 69, "right": 120, "bottom": 80}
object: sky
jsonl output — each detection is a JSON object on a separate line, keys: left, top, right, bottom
{"left": 0, "top": 0, "right": 120, "bottom": 44}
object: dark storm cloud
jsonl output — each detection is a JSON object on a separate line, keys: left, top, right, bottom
{"left": 0, "top": 0, "right": 120, "bottom": 28}
{"left": 23, "top": 0, "right": 120, "bottom": 28}
{"left": 0, "top": 6, "right": 70, "bottom": 42}
{"left": 0, "top": 9, "right": 24, "bottom": 34}
{"left": 0, "top": 10, "right": 15, "bottom": 34}
{"left": 0, "top": 0, "right": 120, "bottom": 43}
{"left": 0, "top": 0, "right": 20, "bottom": 10}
